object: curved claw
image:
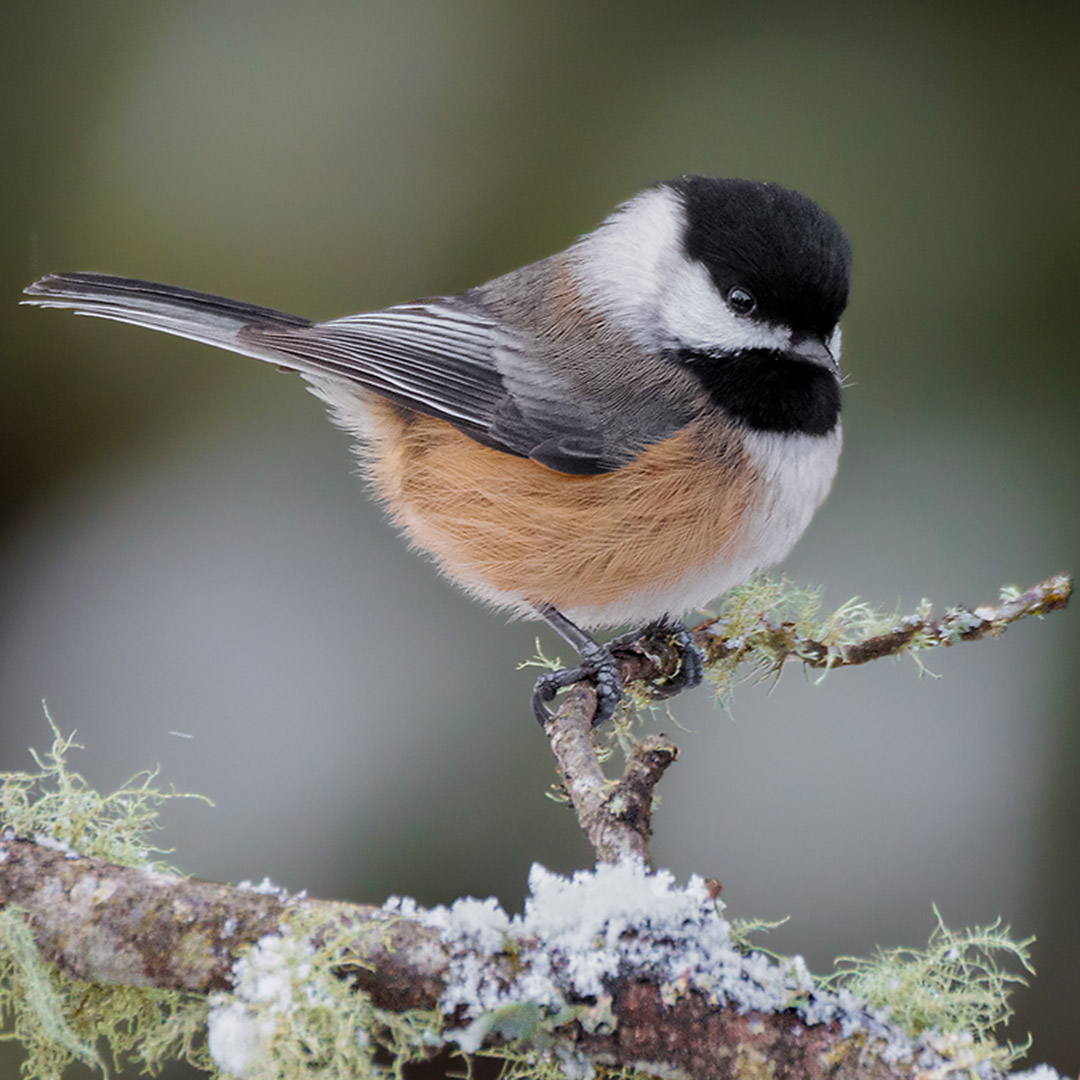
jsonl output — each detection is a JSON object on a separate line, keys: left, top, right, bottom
{"left": 531, "top": 669, "right": 565, "bottom": 726}
{"left": 647, "top": 619, "right": 706, "bottom": 699}
{"left": 609, "top": 617, "right": 706, "bottom": 700}
{"left": 529, "top": 606, "right": 705, "bottom": 729}
{"left": 531, "top": 646, "right": 625, "bottom": 728}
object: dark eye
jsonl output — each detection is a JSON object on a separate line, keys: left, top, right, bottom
{"left": 726, "top": 286, "right": 756, "bottom": 316}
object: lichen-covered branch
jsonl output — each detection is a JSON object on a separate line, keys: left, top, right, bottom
{"left": 542, "top": 685, "right": 677, "bottom": 866}
{"left": 704, "top": 572, "right": 1074, "bottom": 673}
{"left": 0, "top": 837, "right": 446, "bottom": 1009}
{"left": 546, "top": 574, "right": 1072, "bottom": 867}
{"left": 0, "top": 837, "right": 1046, "bottom": 1079}
{"left": 618, "top": 573, "right": 1073, "bottom": 689}
{"left": 1, "top": 576, "right": 1070, "bottom": 1078}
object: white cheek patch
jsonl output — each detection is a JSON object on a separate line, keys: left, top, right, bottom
{"left": 569, "top": 187, "right": 684, "bottom": 338}
{"left": 655, "top": 256, "right": 789, "bottom": 354}
{"left": 571, "top": 185, "right": 789, "bottom": 355}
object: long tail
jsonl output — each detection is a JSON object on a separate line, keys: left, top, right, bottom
{"left": 22, "top": 271, "right": 317, "bottom": 371}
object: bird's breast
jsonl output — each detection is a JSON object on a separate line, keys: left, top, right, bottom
{"left": 358, "top": 402, "right": 838, "bottom": 626}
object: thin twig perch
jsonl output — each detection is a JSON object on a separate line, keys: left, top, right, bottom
{"left": 545, "top": 574, "right": 1072, "bottom": 868}
{"left": 543, "top": 682, "right": 677, "bottom": 865}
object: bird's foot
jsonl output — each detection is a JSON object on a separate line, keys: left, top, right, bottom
{"left": 531, "top": 612, "right": 706, "bottom": 728}
{"left": 532, "top": 640, "right": 624, "bottom": 728}
{"left": 614, "top": 617, "right": 706, "bottom": 700}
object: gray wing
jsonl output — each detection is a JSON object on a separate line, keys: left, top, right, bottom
{"left": 22, "top": 271, "right": 668, "bottom": 474}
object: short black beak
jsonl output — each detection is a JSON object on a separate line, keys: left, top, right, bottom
{"left": 789, "top": 331, "right": 837, "bottom": 371}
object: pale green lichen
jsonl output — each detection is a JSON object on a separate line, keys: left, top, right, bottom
{"left": 208, "top": 906, "right": 443, "bottom": 1080}
{"left": 520, "top": 574, "right": 909, "bottom": 723}
{"left": 0, "top": 903, "right": 213, "bottom": 1077}
{"left": 519, "top": 641, "right": 566, "bottom": 675}
{"left": 699, "top": 573, "right": 900, "bottom": 701}
{"left": 822, "top": 904, "right": 1035, "bottom": 1070}
{"left": 0, "top": 706, "right": 210, "bottom": 872}
{"left": 0, "top": 906, "right": 104, "bottom": 1075}
{"left": 727, "top": 914, "right": 791, "bottom": 955}
{"left": 0, "top": 709, "right": 215, "bottom": 1077}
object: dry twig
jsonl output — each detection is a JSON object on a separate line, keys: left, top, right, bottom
{"left": 542, "top": 683, "right": 677, "bottom": 865}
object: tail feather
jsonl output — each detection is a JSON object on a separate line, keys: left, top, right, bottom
{"left": 21, "top": 272, "right": 509, "bottom": 439}
{"left": 22, "top": 271, "right": 316, "bottom": 371}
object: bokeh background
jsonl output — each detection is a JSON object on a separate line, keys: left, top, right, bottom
{"left": 3, "top": 1, "right": 1078, "bottom": 1075}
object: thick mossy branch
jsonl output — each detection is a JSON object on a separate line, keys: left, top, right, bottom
{"left": 0, "top": 838, "right": 1051, "bottom": 1080}
{"left": 0, "top": 566, "right": 1071, "bottom": 1080}
{"left": 0, "top": 723, "right": 1062, "bottom": 1080}
{"left": 0, "top": 838, "right": 445, "bottom": 1002}
{"left": 0, "top": 838, "right": 449, "bottom": 1078}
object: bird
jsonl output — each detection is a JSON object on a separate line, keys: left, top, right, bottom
{"left": 22, "top": 175, "right": 851, "bottom": 726}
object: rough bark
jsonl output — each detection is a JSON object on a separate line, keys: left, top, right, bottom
{"left": 0, "top": 838, "right": 446, "bottom": 1010}
{"left": 0, "top": 574, "right": 1070, "bottom": 1077}
{"left": 0, "top": 837, "right": 984, "bottom": 1079}
{"left": 542, "top": 684, "right": 678, "bottom": 866}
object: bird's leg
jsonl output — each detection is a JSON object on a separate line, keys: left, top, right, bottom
{"left": 531, "top": 604, "right": 624, "bottom": 727}
{"left": 530, "top": 607, "right": 707, "bottom": 727}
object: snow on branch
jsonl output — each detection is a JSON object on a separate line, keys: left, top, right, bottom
{"left": 0, "top": 837, "right": 1055, "bottom": 1079}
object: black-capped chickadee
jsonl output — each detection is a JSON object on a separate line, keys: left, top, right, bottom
{"left": 22, "top": 176, "right": 851, "bottom": 725}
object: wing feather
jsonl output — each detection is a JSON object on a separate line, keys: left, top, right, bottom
{"left": 22, "top": 272, "right": 650, "bottom": 474}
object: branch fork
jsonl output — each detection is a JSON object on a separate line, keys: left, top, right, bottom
{"left": 542, "top": 574, "right": 1073, "bottom": 867}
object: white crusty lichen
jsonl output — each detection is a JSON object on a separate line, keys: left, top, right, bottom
{"left": 205, "top": 928, "right": 413, "bottom": 1080}
{"left": 203, "top": 899, "right": 443, "bottom": 1080}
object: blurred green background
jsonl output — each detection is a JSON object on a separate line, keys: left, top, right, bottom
{"left": 2, "top": 1, "right": 1078, "bottom": 1075}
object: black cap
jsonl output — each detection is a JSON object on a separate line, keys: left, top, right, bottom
{"left": 668, "top": 176, "right": 851, "bottom": 339}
